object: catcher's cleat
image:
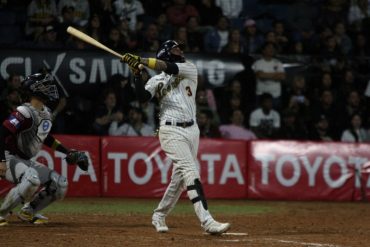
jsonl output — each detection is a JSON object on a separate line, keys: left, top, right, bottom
{"left": 0, "top": 216, "right": 9, "bottom": 226}
{"left": 17, "top": 210, "right": 49, "bottom": 225}
{"left": 202, "top": 220, "right": 230, "bottom": 235}
{"left": 152, "top": 213, "right": 169, "bottom": 233}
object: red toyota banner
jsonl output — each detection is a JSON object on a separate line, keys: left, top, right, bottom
{"left": 101, "top": 137, "right": 247, "bottom": 198}
{"left": 248, "top": 141, "right": 370, "bottom": 201}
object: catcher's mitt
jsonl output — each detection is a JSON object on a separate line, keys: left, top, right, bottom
{"left": 65, "top": 150, "right": 89, "bottom": 171}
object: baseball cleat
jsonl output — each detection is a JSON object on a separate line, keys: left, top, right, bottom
{"left": 17, "top": 210, "right": 49, "bottom": 225}
{"left": 202, "top": 220, "right": 231, "bottom": 235}
{"left": 0, "top": 216, "right": 9, "bottom": 226}
{"left": 152, "top": 213, "right": 169, "bottom": 233}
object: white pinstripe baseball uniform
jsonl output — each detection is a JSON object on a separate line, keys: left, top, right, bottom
{"left": 145, "top": 61, "right": 214, "bottom": 225}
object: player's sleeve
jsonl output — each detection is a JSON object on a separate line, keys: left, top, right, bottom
{"left": 1, "top": 109, "right": 31, "bottom": 160}
{"left": 3, "top": 108, "right": 31, "bottom": 134}
{"left": 175, "top": 62, "right": 198, "bottom": 82}
{"left": 44, "top": 134, "right": 69, "bottom": 154}
{"left": 143, "top": 77, "right": 157, "bottom": 99}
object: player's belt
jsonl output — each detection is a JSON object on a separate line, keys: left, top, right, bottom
{"left": 165, "top": 120, "right": 194, "bottom": 128}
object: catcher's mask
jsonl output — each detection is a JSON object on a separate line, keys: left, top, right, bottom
{"left": 21, "top": 73, "right": 59, "bottom": 102}
{"left": 156, "top": 40, "right": 185, "bottom": 63}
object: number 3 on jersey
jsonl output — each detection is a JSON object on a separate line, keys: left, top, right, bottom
{"left": 185, "top": 86, "right": 192, "bottom": 96}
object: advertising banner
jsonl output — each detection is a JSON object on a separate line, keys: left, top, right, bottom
{"left": 0, "top": 50, "right": 244, "bottom": 96}
{"left": 101, "top": 137, "right": 247, "bottom": 198}
{"left": 248, "top": 141, "right": 370, "bottom": 201}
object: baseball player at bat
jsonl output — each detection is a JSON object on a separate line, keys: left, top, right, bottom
{"left": 121, "top": 40, "right": 230, "bottom": 235}
{"left": 0, "top": 73, "right": 88, "bottom": 226}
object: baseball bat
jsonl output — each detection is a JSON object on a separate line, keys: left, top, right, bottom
{"left": 66, "top": 26, "right": 144, "bottom": 69}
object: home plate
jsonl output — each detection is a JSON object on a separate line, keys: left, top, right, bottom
{"left": 224, "top": 232, "right": 248, "bottom": 236}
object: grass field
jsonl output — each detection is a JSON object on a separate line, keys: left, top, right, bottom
{"left": 1, "top": 198, "right": 370, "bottom": 247}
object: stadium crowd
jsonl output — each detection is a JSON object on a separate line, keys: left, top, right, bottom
{"left": 0, "top": 0, "right": 370, "bottom": 142}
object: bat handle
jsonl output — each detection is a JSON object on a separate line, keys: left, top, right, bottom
{"left": 138, "top": 64, "right": 144, "bottom": 70}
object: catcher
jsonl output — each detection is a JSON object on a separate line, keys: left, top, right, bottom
{"left": 0, "top": 73, "right": 88, "bottom": 226}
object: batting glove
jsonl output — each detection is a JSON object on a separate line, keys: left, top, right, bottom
{"left": 121, "top": 53, "right": 141, "bottom": 68}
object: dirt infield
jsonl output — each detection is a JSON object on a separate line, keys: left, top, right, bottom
{"left": 1, "top": 199, "right": 370, "bottom": 247}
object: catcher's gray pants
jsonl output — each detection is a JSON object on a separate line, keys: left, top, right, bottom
{"left": 154, "top": 124, "right": 213, "bottom": 224}
{"left": 0, "top": 153, "right": 67, "bottom": 216}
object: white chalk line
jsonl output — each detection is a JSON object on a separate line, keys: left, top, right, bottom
{"left": 224, "top": 232, "right": 248, "bottom": 236}
{"left": 262, "top": 238, "right": 343, "bottom": 247}
{"left": 216, "top": 235, "right": 343, "bottom": 247}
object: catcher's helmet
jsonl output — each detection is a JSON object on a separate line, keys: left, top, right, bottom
{"left": 21, "top": 73, "right": 59, "bottom": 102}
{"left": 156, "top": 40, "right": 185, "bottom": 63}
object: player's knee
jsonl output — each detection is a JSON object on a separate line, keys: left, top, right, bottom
{"left": 18, "top": 167, "right": 40, "bottom": 201}
{"left": 49, "top": 171, "right": 68, "bottom": 200}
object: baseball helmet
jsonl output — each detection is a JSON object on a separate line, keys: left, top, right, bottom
{"left": 156, "top": 40, "right": 185, "bottom": 63}
{"left": 21, "top": 73, "right": 59, "bottom": 102}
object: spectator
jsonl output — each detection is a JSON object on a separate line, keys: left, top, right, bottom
{"left": 219, "top": 109, "right": 256, "bottom": 140}
{"left": 186, "top": 16, "right": 204, "bottom": 52}
{"left": 138, "top": 23, "right": 159, "bottom": 52}
{"left": 57, "top": 0, "right": 90, "bottom": 27}
{"left": 57, "top": 6, "right": 75, "bottom": 43}
{"left": 221, "top": 28, "right": 246, "bottom": 54}
{"left": 283, "top": 75, "right": 311, "bottom": 125}
{"left": 89, "top": 0, "right": 115, "bottom": 31}
{"left": 196, "top": 87, "right": 220, "bottom": 124}
{"left": 85, "top": 13, "right": 104, "bottom": 43}
{"left": 276, "top": 108, "right": 308, "bottom": 140}
{"left": 34, "top": 24, "right": 63, "bottom": 49}
{"left": 109, "top": 106, "right": 154, "bottom": 136}
{"left": 166, "top": 0, "right": 199, "bottom": 27}
{"left": 93, "top": 89, "right": 124, "bottom": 135}
{"left": 26, "top": 0, "right": 58, "bottom": 40}
{"left": 343, "top": 90, "right": 368, "bottom": 125}
{"left": 311, "top": 89, "right": 342, "bottom": 139}
{"left": 112, "top": 0, "right": 144, "bottom": 31}
{"left": 339, "top": 68, "right": 364, "bottom": 99}
{"left": 214, "top": 0, "right": 243, "bottom": 28}
{"left": 318, "top": 0, "right": 348, "bottom": 27}
{"left": 251, "top": 42, "right": 286, "bottom": 109}
{"left": 194, "top": 0, "right": 223, "bottom": 27}
{"left": 308, "top": 114, "right": 334, "bottom": 141}
{"left": 249, "top": 93, "right": 280, "bottom": 139}
{"left": 351, "top": 32, "right": 370, "bottom": 58}
{"left": 273, "top": 21, "right": 290, "bottom": 54}
{"left": 204, "top": 15, "right": 230, "bottom": 53}
{"left": 156, "top": 13, "right": 173, "bottom": 44}
{"left": 341, "top": 113, "right": 369, "bottom": 142}
{"left": 197, "top": 109, "right": 221, "bottom": 138}
{"left": 320, "top": 35, "right": 342, "bottom": 68}
{"left": 218, "top": 79, "right": 245, "bottom": 123}
{"left": 106, "top": 73, "right": 135, "bottom": 115}
{"left": 106, "top": 26, "right": 127, "bottom": 52}
{"left": 117, "top": 19, "right": 138, "bottom": 51}
{"left": 243, "top": 19, "right": 264, "bottom": 54}
{"left": 174, "top": 26, "right": 190, "bottom": 52}
{"left": 333, "top": 21, "right": 352, "bottom": 55}
{"left": 348, "top": 0, "right": 369, "bottom": 32}
{"left": 311, "top": 71, "right": 338, "bottom": 102}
